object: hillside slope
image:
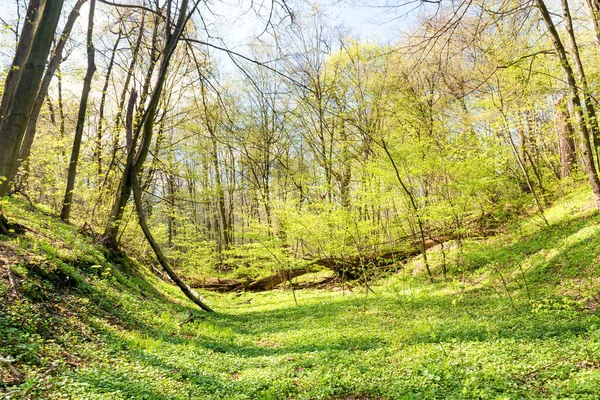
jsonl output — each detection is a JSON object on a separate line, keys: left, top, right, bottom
{"left": 2, "top": 188, "right": 600, "bottom": 399}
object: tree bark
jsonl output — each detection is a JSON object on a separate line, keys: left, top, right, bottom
{"left": 0, "top": 0, "right": 42, "bottom": 131}
{"left": 380, "top": 139, "right": 434, "bottom": 282}
{"left": 556, "top": 97, "right": 577, "bottom": 178}
{"left": 114, "top": 11, "right": 147, "bottom": 144}
{"left": 14, "top": 0, "right": 87, "bottom": 185}
{"left": 536, "top": 0, "right": 600, "bottom": 209}
{"left": 96, "top": 28, "right": 122, "bottom": 178}
{"left": 561, "top": 0, "right": 600, "bottom": 165}
{"left": 0, "top": 0, "right": 64, "bottom": 198}
{"left": 104, "top": 0, "right": 192, "bottom": 247}
{"left": 191, "top": 268, "right": 314, "bottom": 292}
{"left": 586, "top": 0, "right": 600, "bottom": 44}
{"left": 498, "top": 116, "right": 549, "bottom": 226}
{"left": 199, "top": 80, "right": 230, "bottom": 249}
{"left": 60, "top": 0, "right": 97, "bottom": 221}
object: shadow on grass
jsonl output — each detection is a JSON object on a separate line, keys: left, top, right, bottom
{"left": 68, "top": 286, "right": 598, "bottom": 399}
{"left": 462, "top": 210, "right": 600, "bottom": 286}
{"left": 84, "top": 280, "right": 599, "bottom": 362}
{"left": 7, "top": 196, "right": 600, "bottom": 398}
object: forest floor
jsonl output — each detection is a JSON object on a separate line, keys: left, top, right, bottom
{"left": 3, "top": 186, "right": 600, "bottom": 399}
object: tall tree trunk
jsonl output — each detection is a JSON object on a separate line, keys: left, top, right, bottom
{"left": 536, "top": 0, "right": 600, "bottom": 209}
{"left": 125, "top": 90, "right": 138, "bottom": 153}
{"left": 556, "top": 98, "right": 577, "bottom": 178}
{"left": 227, "top": 146, "right": 236, "bottom": 245}
{"left": 57, "top": 65, "right": 66, "bottom": 156}
{"left": 103, "top": 0, "right": 192, "bottom": 248}
{"left": 521, "top": 113, "right": 546, "bottom": 194}
{"left": 96, "top": 28, "right": 122, "bottom": 178}
{"left": 131, "top": 14, "right": 158, "bottom": 132}
{"left": 92, "top": 12, "right": 149, "bottom": 222}
{"left": 380, "top": 139, "right": 434, "bottom": 282}
{"left": 14, "top": 0, "right": 87, "bottom": 185}
{"left": 199, "top": 81, "right": 230, "bottom": 248}
{"left": 131, "top": 166, "right": 214, "bottom": 312}
{"left": 586, "top": 0, "right": 600, "bottom": 43}
{"left": 498, "top": 115, "right": 549, "bottom": 226}
{"left": 211, "top": 135, "right": 230, "bottom": 247}
{"left": 338, "top": 119, "right": 351, "bottom": 209}
{"left": 60, "top": 0, "right": 97, "bottom": 221}
{"left": 0, "top": 0, "right": 42, "bottom": 130}
{"left": 561, "top": 0, "right": 600, "bottom": 165}
{"left": 113, "top": 12, "right": 147, "bottom": 145}
{"left": 0, "top": 0, "right": 64, "bottom": 198}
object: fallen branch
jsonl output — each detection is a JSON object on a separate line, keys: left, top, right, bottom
{"left": 190, "top": 236, "right": 455, "bottom": 293}
{"left": 246, "top": 268, "right": 313, "bottom": 291}
{"left": 9, "top": 188, "right": 35, "bottom": 210}
{"left": 193, "top": 277, "right": 244, "bottom": 292}
{"left": 191, "top": 268, "right": 314, "bottom": 292}
{"left": 313, "top": 237, "right": 449, "bottom": 280}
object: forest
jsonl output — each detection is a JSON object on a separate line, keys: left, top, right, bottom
{"left": 3, "top": 0, "right": 600, "bottom": 398}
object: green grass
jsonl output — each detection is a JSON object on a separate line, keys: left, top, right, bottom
{"left": 3, "top": 187, "right": 600, "bottom": 399}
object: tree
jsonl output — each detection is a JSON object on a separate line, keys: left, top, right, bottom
{"left": 103, "top": 0, "right": 197, "bottom": 247}
{"left": 0, "top": 0, "right": 64, "bottom": 233}
{"left": 60, "top": 0, "right": 97, "bottom": 221}
{"left": 535, "top": 0, "right": 600, "bottom": 209}
{"left": 13, "top": 0, "right": 87, "bottom": 188}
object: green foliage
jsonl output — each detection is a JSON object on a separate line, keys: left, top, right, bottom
{"left": 3, "top": 2, "right": 600, "bottom": 395}
{"left": 2, "top": 187, "right": 600, "bottom": 398}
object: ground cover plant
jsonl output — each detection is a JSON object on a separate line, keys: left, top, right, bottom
{"left": 2, "top": 186, "right": 600, "bottom": 399}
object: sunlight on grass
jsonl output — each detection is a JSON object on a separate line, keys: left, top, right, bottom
{"left": 4, "top": 193, "right": 600, "bottom": 399}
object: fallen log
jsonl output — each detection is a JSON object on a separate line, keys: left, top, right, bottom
{"left": 246, "top": 268, "right": 312, "bottom": 291}
{"left": 191, "top": 235, "right": 454, "bottom": 292}
{"left": 191, "top": 268, "right": 314, "bottom": 292}
{"left": 289, "top": 275, "right": 336, "bottom": 289}
{"left": 194, "top": 277, "right": 244, "bottom": 292}
{"left": 313, "top": 237, "right": 451, "bottom": 280}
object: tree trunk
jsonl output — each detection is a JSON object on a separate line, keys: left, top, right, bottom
{"left": 0, "top": 0, "right": 64, "bottom": 198}
{"left": 556, "top": 97, "right": 577, "bottom": 178}
{"left": 131, "top": 165, "right": 214, "bottom": 312}
{"left": 536, "top": 0, "right": 600, "bottom": 209}
{"left": 380, "top": 139, "right": 434, "bottom": 282}
{"left": 96, "top": 28, "right": 122, "bottom": 178}
{"left": 103, "top": 0, "right": 191, "bottom": 247}
{"left": 113, "top": 12, "right": 147, "bottom": 144}
{"left": 561, "top": 0, "right": 600, "bottom": 165}
{"left": 498, "top": 117, "right": 549, "bottom": 226}
{"left": 191, "top": 268, "right": 314, "bottom": 292}
{"left": 586, "top": 0, "right": 600, "bottom": 44}
{"left": 199, "top": 80, "right": 230, "bottom": 248}
{"left": 339, "top": 121, "right": 351, "bottom": 209}
{"left": 57, "top": 65, "right": 66, "bottom": 147}
{"left": 0, "top": 212, "right": 10, "bottom": 235}
{"left": 0, "top": 0, "right": 41, "bottom": 131}
{"left": 14, "top": 0, "right": 87, "bottom": 185}
{"left": 60, "top": 0, "right": 97, "bottom": 221}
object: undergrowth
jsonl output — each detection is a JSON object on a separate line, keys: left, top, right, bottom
{"left": 2, "top": 187, "right": 600, "bottom": 399}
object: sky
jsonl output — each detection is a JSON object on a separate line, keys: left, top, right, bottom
{"left": 189, "top": 0, "right": 422, "bottom": 73}
{"left": 0, "top": 0, "right": 424, "bottom": 76}
{"left": 325, "top": 0, "right": 418, "bottom": 41}
{"left": 207, "top": 0, "right": 419, "bottom": 46}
